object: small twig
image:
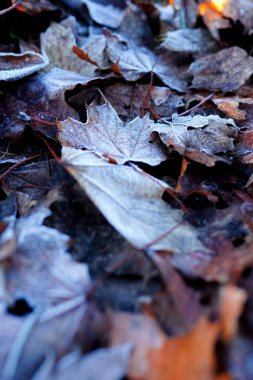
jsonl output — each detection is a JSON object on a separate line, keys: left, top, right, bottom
{"left": 18, "top": 112, "right": 57, "bottom": 127}
{"left": 128, "top": 162, "right": 187, "bottom": 212}
{"left": 143, "top": 220, "right": 184, "bottom": 249}
{"left": 0, "top": 0, "right": 23, "bottom": 16}
{"left": 178, "top": 93, "right": 214, "bottom": 117}
{"left": 0, "top": 154, "right": 41, "bottom": 181}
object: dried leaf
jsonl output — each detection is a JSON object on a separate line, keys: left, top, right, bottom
{"left": 41, "top": 17, "right": 107, "bottom": 77}
{"left": 161, "top": 28, "right": 218, "bottom": 54}
{"left": 0, "top": 67, "right": 102, "bottom": 139}
{"left": 12, "top": 0, "right": 57, "bottom": 15}
{"left": 189, "top": 47, "right": 253, "bottom": 93}
{"left": 0, "top": 51, "right": 49, "bottom": 81}
{"left": 62, "top": 147, "right": 206, "bottom": 253}
{"left": 58, "top": 101, "right": 166, "bottom": 166}
{"left": 82, "top": 0, "right": 126, "bottom": 28}
{"left": 213, "top": 96, "right": 253, "bottom": 120}
{"left": 109, "top": 311, "right": 220, "bottom": 380}
{"left": 105, "top": 32, "right": 188, "bottom": 92}
{"left": 1, "top": 191, "right": 90, "bottom": 309}
{"left": 46, "top": 344, "right": 132, "bottom": 380}
{"left": 152, "top": 114, "right": 238, "bottom": 166}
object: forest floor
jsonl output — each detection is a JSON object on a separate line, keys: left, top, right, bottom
{"left": 0, "top": 1, "right": 253, "bottom": 379}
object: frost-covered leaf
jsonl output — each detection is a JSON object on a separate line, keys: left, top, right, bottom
{"left": 62, "top": 147, "right": 206, "bottom": 253}
{"left": 161, "top": 28, "right": 218, "bottom": 54}
{"left": 152, "top": 114, "right": 238, "bottom": 166}
{"left": 189, "top": 47, "right": 253, "bottom": 93}
{"left": 0, "top": 51, "right": 49, "bottom": 81}
{"left": 45, "top": 344, "right": 132, "bottom": 380}
{"left": 58, "top": 101, "right": 166, "bottom": 166}
{"left": 105, "top": 32, "right": 188, "bottom": 92}
{"left": 0, "top": 67, "right": 103, "bottom": 140}
{"left": 1, "top": 191, "right": 90, "bottom": 309}
{"left": 82, "top": 0, "right": 126, "bottom": 28}
{"left": 41, "top": 17, "right": 107, "bottom": 77}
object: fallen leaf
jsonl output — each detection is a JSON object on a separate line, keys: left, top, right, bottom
{"left": 0, "top": 67, "right": 102, "bottom": 139}
{"left": 58, "top": 101, "right": 167, "bottom": 166}
{"left": 219, "top": 284, "right": 247, "bottom": 342}
{"left": 161, "top": 28, "right": 218, "bottom": 54}
{"left": 152, "top": 114, "right": 238, "bottom": 166}
{"left": 82, "top": 0, "right": 126, "bottom": 28}
{"left": 109, "top": 311, "right": 220, "bottom": 380}
{"left": 189, "top": 47, "right": 253, "bottom": 93}
{"left": 0, "top": 51, "right": 49, "bottom": 81}
{"left": 45, "top": 344, "right": 132, "bottom": 380}
{"left": 12, "top": 0, "right": 57, "bottom": 14}
{"left": 62, "top": 147, "right": 206, "bottom": 252}
{"left": 41, "top": 17, "right": 107, "bottom": 77}
{"left": 1, "top": 191, "right": 90, "bottom": 309}
{"left": 105, "top": 32, "right": 188, "bottom": 92}
{"left": 213, "top": 97, "right": 253, "bottom": 120}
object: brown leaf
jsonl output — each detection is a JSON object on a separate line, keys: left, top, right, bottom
{"left": 213, "top": 97, "right": 253, "bottom": 120}
{"left": 0, "top": 51, "right": 49, "bottom": 81}
{"left": 109, "top": 311, "right": 220, "bottom": 380}
{"left": 58, "top": 101, "right": 166, "bottom": 166}
{"left": 12, "top": 0, "right": 57, "bottom": 15}
{"left": 189, "top": 47, "right": 253, "bottom": 93}
{"left": 152, "top": 114, "right": 238, "bottom": 166}
{"left": 219, "top": 284, "right": 247, "bottom": 342}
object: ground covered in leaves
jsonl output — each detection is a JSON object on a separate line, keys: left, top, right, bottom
{"left": 1, "top": 0, "right": 253, "bottom": 379}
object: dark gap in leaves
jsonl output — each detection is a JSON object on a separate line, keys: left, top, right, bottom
{"left": 7, "top": 298, "right": 33, "bottom": 316}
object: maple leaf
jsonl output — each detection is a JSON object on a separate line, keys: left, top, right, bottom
{"left": 0, "top": 51, "right": 49, "bottom": 81}
{"left": 58, "top": 101, "right": 166, "bottom": 166}
{"left": 41, "top": 17, "right": 107, "bottom": 77}
{"left": 105, "top": 32, "right": 188, "bottom": 92}
{"left": 189, "top": 47, "right": 253, "bottom": 93}
{"left": 161, "top": 28, "right": 218, "bottom": 54}
{"left": 62, "top": 147, "right": 206, "bottom": 253}
{"left": 152, "top": 114, "right": 238, "bottom": 166}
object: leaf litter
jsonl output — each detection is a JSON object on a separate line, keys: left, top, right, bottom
{"left": 1, "top": 0, "right": 253, "bottom": 379}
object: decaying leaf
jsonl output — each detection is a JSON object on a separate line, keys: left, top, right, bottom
{"left": 105, "top": 32, "right": 188, "bottom": 92}
{"left": 109, "top": 311, "right": 220, "bottom": 380}
{"left": 62, "top": 147, "right": 206, "bottom": 253}
{"left": 161, "top": 28, "right": 218, "bottom": 54}
{"left": 45, "top": 344, "right": 132, "bottom": 380}
{"left": 41, "top": 17, "right": 107, "bottom": 77}
{"left": 12, "top": 0, "right": 57, "bottom": 15}
{"left": 213, "top": 96, "right": 253, "bottom": 120}
{"left": 152, "top": 114, "right": 238, "bottom": 166}
{"left": 189, "top": 47, "right": 253, "bottom": 93}
{"left": 1, "top": 191, "right": 90, "bottom": 308}
{"left": 0, "top": 51, "right": 49, "bottom": 81}
{"left": 58, "top": 101, "right": 166, "bottom": 166}
{"left": 0, "top": 67, "right": 102, "bottom": 139}
{"left": 82, "top": 0, "right": 126, "bottom": 28}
